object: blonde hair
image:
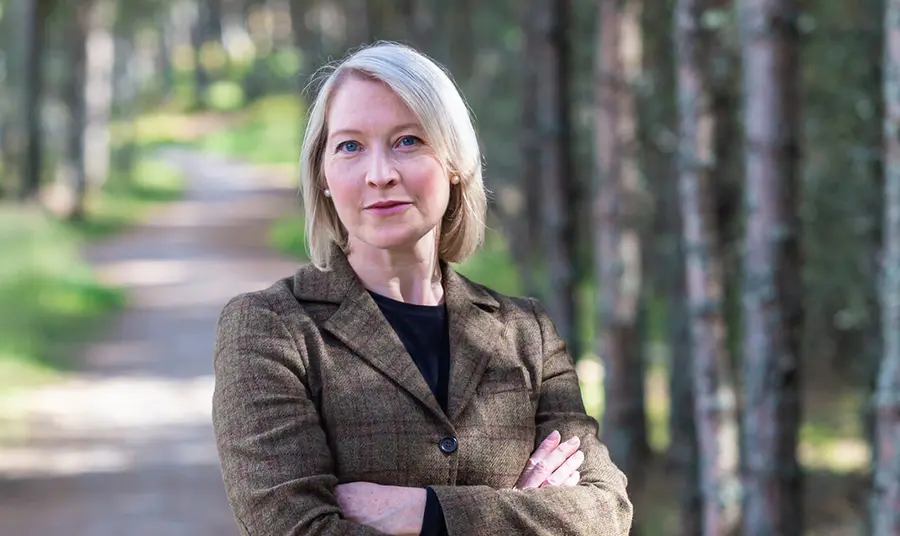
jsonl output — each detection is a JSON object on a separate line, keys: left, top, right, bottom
{"left": 298, "top": 42, "right": 487, "bottom": 270}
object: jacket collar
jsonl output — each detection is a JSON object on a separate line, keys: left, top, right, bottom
{"left": 292, "top": 249, "right": 499, "bottom": 310}
{"left": 291, "top": 249, "right": 504, "bottom": 425}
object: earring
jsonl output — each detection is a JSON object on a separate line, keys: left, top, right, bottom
{"left": 323, "top": 188, "right": 331, "bottom": 198}
{"left": 450, "top": 174, "right": 460, "bottom": 185}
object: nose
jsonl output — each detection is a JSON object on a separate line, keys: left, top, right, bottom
{"left": 365, "top": 147, "right": 399, "bottom": 188}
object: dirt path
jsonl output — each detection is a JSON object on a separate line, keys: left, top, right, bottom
{"left": 0, "top": 148, "right": 301, "bottom": 535}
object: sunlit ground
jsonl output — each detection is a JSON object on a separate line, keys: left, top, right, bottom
{"left": 0, "top": 374, "right": 218, "bottom": 478}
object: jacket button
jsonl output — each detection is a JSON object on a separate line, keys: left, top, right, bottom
{"left": 439, "top": 436, "right": 458, "bottom": 454}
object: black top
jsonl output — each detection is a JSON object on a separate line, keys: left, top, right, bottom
{"left": 370, "top": 292, "right": 450, "bottom": 536}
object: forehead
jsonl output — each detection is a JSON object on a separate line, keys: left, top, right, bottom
{"left": 326, "top": 76, "right": 420, "bottom": 131}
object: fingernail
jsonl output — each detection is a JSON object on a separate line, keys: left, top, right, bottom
{"left": 549, "top": 430, "right": 560, "bottom": 441}
{"left": 566, "top": 436, "right": 580, "bottom": 446}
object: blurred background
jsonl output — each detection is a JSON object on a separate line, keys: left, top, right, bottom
{"left": 0, "top": 0, "right": 896, "bottom": 535}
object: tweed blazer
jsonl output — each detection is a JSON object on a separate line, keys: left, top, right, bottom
{"left": 212, "top": 253, "right": 633, "bottom": 535}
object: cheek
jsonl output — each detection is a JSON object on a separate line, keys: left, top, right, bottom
{"left": 324, "top": 163, "right": 359, "bottom": 211}
{"left": 407, "top": 163, "right": 450, "bottom": 213}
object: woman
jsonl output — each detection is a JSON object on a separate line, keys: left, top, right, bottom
{"left": 212, "top": 42, "right": 632, "bottom": 536}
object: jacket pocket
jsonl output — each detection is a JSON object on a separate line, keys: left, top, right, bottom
{"left": 476, "top": 365, "right": 533, "bottom": 394}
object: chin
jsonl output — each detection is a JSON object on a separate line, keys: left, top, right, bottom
{"left": 358, "top": 227, "right": 434, "bottom": 252}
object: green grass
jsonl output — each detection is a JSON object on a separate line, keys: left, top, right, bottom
{"left": 0, "top": 206, "right": 124, "bottom": 392}
{"left": 0, "top": 157, "right": 186, "bottom": 394}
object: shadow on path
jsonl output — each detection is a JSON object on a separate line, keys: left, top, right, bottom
{"left": 0, "top": 148, "right": 301, "bottom": 535}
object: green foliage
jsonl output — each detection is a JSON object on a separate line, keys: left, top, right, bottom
{"left": 72, "top": 158, "right": 186, "bottom": 239}
{"left": 267, "top": 215, "right": 309, "bottom": 261}
{"left": 207, "top": 81, "right": 246, "bottom": 111}
{"left": 0, "top": 206, "right": 124, "bottom": 392}
{"left": 194, "top": 94, "right": 306, "bottom": 164}
{"left": 800, "top": 3, "right": 883, "bottom": 383}
{"left": 455, "top": 228, "right": 522, "bottom": 296}
{"left": 0, "top": 157, "right": 186, "bottom": 393}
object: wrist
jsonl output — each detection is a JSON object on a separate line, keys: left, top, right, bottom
{"left": 391, "top": 485, "right": 427, "bottom": 536}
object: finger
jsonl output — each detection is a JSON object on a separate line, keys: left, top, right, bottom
{"left": 515, "top": 431, "right": 561, "bottom": 489}
{"left": 520, "top": 435, "right": 581, "bottom": 489}
{"left": 529, "top": 430, "right": 562, "bottom": 466}
{"left": 544, "top": 449, "right": 585, "bottom": 487}
{"left": 562, "top": 471, "right": 580, "bottom": 487}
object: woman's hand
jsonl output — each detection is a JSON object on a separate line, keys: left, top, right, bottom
{"left": 334, "top": 481, "right": 426, "bottom": 535}
{"left": 515, "top": 430, "right": 585, "bottom": 489}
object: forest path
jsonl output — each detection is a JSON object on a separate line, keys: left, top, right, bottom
{"left": 0, "top": 148, "right": 301, "bottom": 535}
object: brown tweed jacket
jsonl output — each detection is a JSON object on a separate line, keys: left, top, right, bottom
{"left": 212, "top": 253, "right": 633, "bottom": 535}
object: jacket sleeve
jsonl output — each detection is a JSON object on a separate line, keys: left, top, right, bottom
{"left": 211, "top": 293, "right": 388, "bottom": 536}
{"left": 429, "top": 298, "right": 634, "bottom": 536}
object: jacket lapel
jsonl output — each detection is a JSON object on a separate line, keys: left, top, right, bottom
{"left": 292, "top": 251, "right": 506, "bottom": 425}
{"left": 441, "top": 264, "right": 505, "bottom": 423}
{"left": 293, "top": 253, "right": 447, "bottom": 423}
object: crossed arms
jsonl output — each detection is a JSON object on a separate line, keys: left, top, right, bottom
{"left": 211, "top": 295, "right": 633, "bottom": 536}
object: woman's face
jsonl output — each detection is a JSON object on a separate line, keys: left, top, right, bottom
{"left": 323, "top": 76, "right": 450, "bottom": 254}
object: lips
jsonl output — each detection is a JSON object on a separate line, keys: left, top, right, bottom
{"left": 365, "top": 201, "right": 411, "bottom": 215}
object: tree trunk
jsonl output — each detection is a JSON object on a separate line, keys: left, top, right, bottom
{"left": 408, "top": 0, "right": 436, "bottom": 55}
{"left": 640, "top": 0, "right": 701, "bottom": 531}
{"left": 595, "top": 0, "right": 650, "bottom": 485}
{"left": 21, "top": 0, "right": 51, "bottom": 201}
{"left": 874, "top": 2, "right": 900, "bottom": 533}
{"left": 674, "top": 0, "right": 742, "bottom": 533}
{"left": 448, "top": 0, "right": 474, "bottom": 88}
{"left": 509, "top": 0, "right": 542, "bottom": 299}
{"left": 534, "top": 0, "right": 578, "bottom": 358}
{"left": 192, "top": 2, "right": 210, "bottom": 108}
{"left": 289, "top": 0, "right": 321, "bottom": 71}
{"left": 859, "top": 5, "right": 886, "bottom": 536}
{"left": 84, "top": 0, "right": 115, "bottom": 190}
{"left": 738, "top": 0, "right": 804, "bottom": 534}
{"left": 343, "top": 0, "right": 372, "bottom": 48}
{"left": 54, "top": 1, "right": 89, "bottom": 220}
{"left": 206, "top": 0, "right": 224, "bottom": 44}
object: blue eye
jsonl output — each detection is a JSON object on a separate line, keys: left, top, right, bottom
{"left": 397, "top": 136, "right": 419, "bottom": 148}
{"left": 337, "top": 141, "right": 360, "bottom": 153}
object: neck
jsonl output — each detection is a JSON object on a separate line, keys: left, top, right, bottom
{"left": 346, "top": 231, "right": 444, "bottom": 305}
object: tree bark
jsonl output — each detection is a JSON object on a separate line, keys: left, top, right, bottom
{"left": 595, "top": 0, "right": 650, "bottom": 486}
{"left": 738, "top": 0, "right": 804, "bottom": 534}
{"left": 192, "top": 2, "right": 210, "bottom": 107}
{"left": 448, "top": 0, "right": 474, "bottom": 88}
{"left": 509, "top": 0, "right": 542, "bottom": 299}
{"left": 21, "top": 0, "right": 51, "bottom": 201}
{"left": 874, "top": 2, "right": 900, "bottom": 533}
{"left": 674, "top": 0, "right": 742, "bottom": 533}
{"left": 54, "top": 1, "right": 89, "bottom": 219}
{"left": 84, "top": 0, "right": 115, "bottom": 189}
{"left": 534, "top": 0, "right": 578, "bottom": 356}
{"left": 206, "top": 0, "right": 224, "bottom": 44}
{"left": 639, "top": 0, "right": 701, "bottom": 531}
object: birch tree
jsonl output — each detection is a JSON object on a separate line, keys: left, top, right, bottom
{"left": 595, "top": 0, "right": 650, "bottom": 485}
{"left": 873, "top": 1, "right": 900, "bottom": 532}
{"left": 534, "top": 0, "right": 578, "bottom": 354}
{"left": 738, "top": 0, "right": 803, "bottom": 533}
{"left": 640, "top": 0, "right": 700, "bottom": 530}
{"left": 674, "top": 0, "right": 741, "bottom": 532}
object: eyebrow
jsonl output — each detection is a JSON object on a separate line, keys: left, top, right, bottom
{"left": 328, "top": 123, "right": 423, "bottom": 141}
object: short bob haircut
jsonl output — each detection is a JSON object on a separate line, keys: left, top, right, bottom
{"left": 298, "top": 42, "right": 487, "bottom": 271}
